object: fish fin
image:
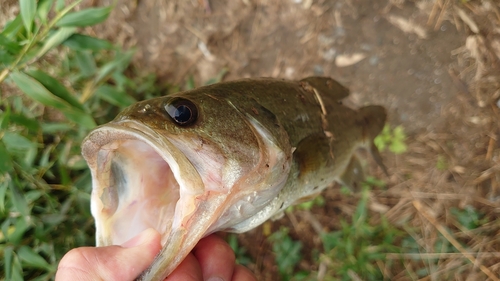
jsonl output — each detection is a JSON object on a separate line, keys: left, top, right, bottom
{"left": 358, "top": 105, "right": 387, "bottom": 140}
{"left": 339, "top": 155, "right": 365, "bottom": 192}
{"left": 300, "top": 77, "right": 350, "bottom": 101}
{"left": 294, "top": 133, "right": 332, "bottom": 179}
{"left": 271, "top": 210, "right": 285, "bottom": 221}
{"left": 370, "top": 142, "right": 389, "bottom": 176}
{"left": 358, "top": 105, "right": 389, "bottom": 176}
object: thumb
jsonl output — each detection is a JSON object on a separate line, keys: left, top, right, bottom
{"left": 56, "top": 228, "right": 162, "bottom": 281}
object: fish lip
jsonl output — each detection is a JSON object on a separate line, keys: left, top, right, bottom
{"left": 81, "top": 120, "right": 204, "bottom": 246}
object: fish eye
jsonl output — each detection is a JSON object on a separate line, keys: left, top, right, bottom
{"left": 164, "top": 98, "right": 198, "bottom": 126}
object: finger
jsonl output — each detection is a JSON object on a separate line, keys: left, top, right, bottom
{"left": 55, "top": 228, "right": 161, "bottom": 281}
{"left": 165, "top": 253, "right": 203, "bottom": 281}
{"left": 192, "top": 234, "right": 236, "bottom": 281}
{"left": 232, "top": 265, "right": 257, "bottom": 281}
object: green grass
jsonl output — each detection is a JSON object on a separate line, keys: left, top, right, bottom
{"left": 0, "top": 1, "right": 149, "bottom": 279}
{"left": 374, "top": 125, "right": 407, "bottom": 154}
{"left": 317, "top": 187, "right": 403, "bottom": 281}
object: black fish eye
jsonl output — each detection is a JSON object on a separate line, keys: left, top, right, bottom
{"left": 164, "top": 98, "right": 198, "bottom": 126}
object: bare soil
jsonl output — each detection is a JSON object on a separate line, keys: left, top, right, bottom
{"left": 92, "top": 0, "right": 500, "bottom": 279}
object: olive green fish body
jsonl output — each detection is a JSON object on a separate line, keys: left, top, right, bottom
{"left": 81, "top": 77, "right": 386, "bottom": 280}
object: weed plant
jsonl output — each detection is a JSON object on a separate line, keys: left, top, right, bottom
{"left": 0, "top": 1, "right": 149, "bottom": 279}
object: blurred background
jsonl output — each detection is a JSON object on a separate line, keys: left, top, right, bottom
{"left": 0, "top": 0, "right": 499, "bottom": 280}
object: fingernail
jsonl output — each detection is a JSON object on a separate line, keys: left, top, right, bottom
{"left": 207, "top": 277, "right": 224, "bottom": 281}
{"left": 121, "top": 228, "right": 157, "bottom": 248}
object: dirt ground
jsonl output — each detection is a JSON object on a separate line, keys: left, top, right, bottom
{"left": 3, "top": 0, "right": 499, "bottom": 279}
{"left": 94, "top": 0, "right": 500, "bottom": 279}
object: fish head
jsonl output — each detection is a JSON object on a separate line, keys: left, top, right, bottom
{"left": 81, "top": 87, "right": 292, "bottom": 279}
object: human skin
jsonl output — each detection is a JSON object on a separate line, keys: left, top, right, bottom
{"left": 55, "top": 228, "right": 256, "bottom": 281}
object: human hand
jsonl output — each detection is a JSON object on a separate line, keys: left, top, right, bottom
{"left": 55, "top": 228, "right": 257, "bottom": 281}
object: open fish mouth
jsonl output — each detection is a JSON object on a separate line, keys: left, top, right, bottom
{"left": 82, "top": 121, "right": 204, "bottom": 247}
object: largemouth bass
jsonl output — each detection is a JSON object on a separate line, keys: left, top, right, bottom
{"left": 81, "top": 77, "right": 387, "bottom": 280}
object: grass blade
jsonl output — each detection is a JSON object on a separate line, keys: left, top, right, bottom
{"left": 1, "top": 15, "right": 23, "bottom": 37}
{"left": 4, "top": 246, "right": 14, "bottom": 280}
{"left": 37, "top": 0, "right": 54, "bottom": 24}
{"left": 0, "top": 176, "right": 8, "bottom": 213}
{"left": 61, "top": 109, "right": 96, "bottom": 129}
{"left": 0, "top": 34, "right": 23, "bottom": 54}
{"left": 0, "top": 141, "right": 13, "bottom": 174}
{"left": 10, "top": 71, "right": 96, "bottom": 129}
{"left": 20, "top": 0, "right": 37, "bottom": 35}
{"left": 10, "top": 112, "right": 40, "bottom": 132}
{"left": 36, "top": 26, "right": 77, "bottom": 58}
{"left": 18, "top": 246, "right": 53, "bottom": 271}
{"left": 26, "top": 69, "right": 85, "bottom": 111}
{"left": 63, "top": 34, "right": 113, "bottom": 51}
{"left": 8, "top": 181, "right": 30, "bottom": 218}
{"left": 0, "top": 105, "right": 10, "bottom": 130}
{"left": 74, "top": 50, "right": 97, "bottom": 77}
{"left": 56, "top": 6, "right": 112, "bottom": 27}
{"left": 95, "top": 49, "right": 135, "bottom": 83}
{"left": 95, "top": 84, "right": 136, "bottom": 107}
{"left": 10, "top": 71, "right": 73, "bottom": 111}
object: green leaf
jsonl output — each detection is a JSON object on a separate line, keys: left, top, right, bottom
{"left": 389, "top": 141, "right": 407, "bottom": 154}
{"left": 41, "top": 122, "right": 73, "bottom": 133}
{"left": 4, "top": 246, "right": 14, "bottom": 280}
{"left": 37, "top": 0, "right": 54, "bottom": 24}
{"left": 2, "top": 132, "right": 36, "bottom": 152}
{"left": 0, "top": 105, "right": 11, "bottom": 130}
{"left": 75, "top": 50, "right": 97, "bottom": 77}
{"left": 0, "top": 49, "right": 15, "bottom": 65}
{"left": 269, "top": 227, "right": 303, "bottom": 279}
{"left": 0, "top": 141, "right": 13, "bottom": 173}
{"left": 20, "top": 0, "right": 37, "bottom": 35}
{"left": 8, "top": 214, "right": 30, "bottom": 246}
{"left": 55, "top": 0, "right": 65, "bottom": 12}
{"left": 10, "top": 112, "right": 40, "bottom": 132}
{"left": 9, "top": 71, "right": 96, "bottom": 129}
{"left": 36, "top": 27, "right": 77, "bottom": 59}
{"left": 1, "top": 15, "right": 23, "bottom": 38}
{"left": 10, "top": 257, "right": 24, "bottom": 281}
{"left": 0, "top": 177, "right": 8, "bottom": 212}
{"left": 63, "top": 34, "right": 113, "bottom": 51}
{"left": 8, "top": 182, "right": 30, "bottom": 217}
{"left": 10, "top": 71, "right": 73, "bottom": 111}
{"left": 63, "top": 109, "right": 96, "bottom": 129}
{"left": 95, "top": 49, "right": 135, "bottom": 83}
{"left": 0, "top": 34, "right": 23, "bottom": 54}
{"left": 18, "top": 246, "right": 52, "bottom": 270}
{"left": 95, "top": 84, "right": 137, "bottom": 107}
{"left": 56, "top": 6, "right": 112, "bottom": 27}
{"left": 26, "top": 69, "right": 85, "bottom": 111}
